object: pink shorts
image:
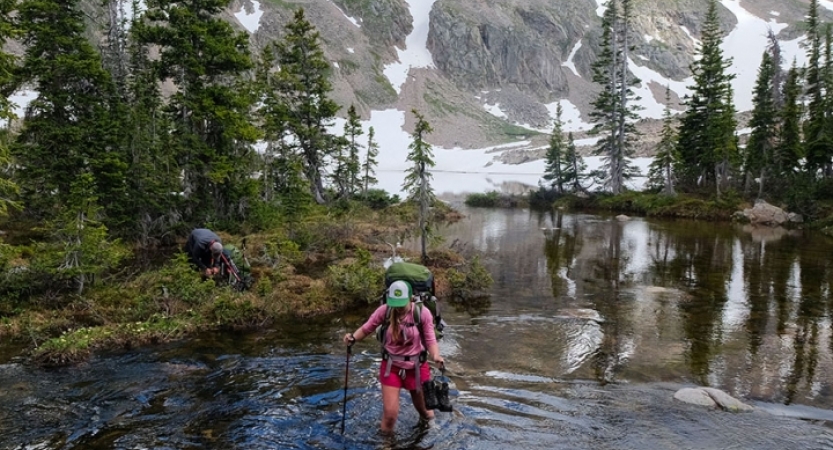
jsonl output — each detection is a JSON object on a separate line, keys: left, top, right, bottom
{"left": 379, "top": 360, "right": 430, "bottom": 391}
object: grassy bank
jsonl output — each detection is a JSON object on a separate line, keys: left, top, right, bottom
{"left": 0, "top": 201, "right": 493, "bottom": 367}
{"left": 467, "top": 189, "right": 751, "bottom": 221}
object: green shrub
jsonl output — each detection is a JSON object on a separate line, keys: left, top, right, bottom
{"left": 325, "top": 248, "right": 384, "bottom": 304}
{"left": 447, "top": 256, "right": 493, "bottom": 300}
{"left": 152, "top": 253, "right": 215, "bottom": 305}
{"left": 356, "top": 189, "right": 400, "bottom": 209}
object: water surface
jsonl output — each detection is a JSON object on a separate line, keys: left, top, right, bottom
{"left": 3, "top": 207, "right": 833, "bottom": 449}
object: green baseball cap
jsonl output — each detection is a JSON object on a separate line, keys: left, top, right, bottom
{"left": 386, "top": 280, "right": 412, "bottom": 307}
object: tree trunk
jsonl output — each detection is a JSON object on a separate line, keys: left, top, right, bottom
{"left": 757, "top": 168, "right": 765, "bottom": 199}
{"left": 418, "top": 162, "right": 429, "bottom": 263}
{"left": 663, "top": 162, "right": 676, "bottom": 196}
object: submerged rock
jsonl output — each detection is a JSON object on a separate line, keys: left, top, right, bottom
{"left": 674, "top": 387, "right": 754, "bottom": 413}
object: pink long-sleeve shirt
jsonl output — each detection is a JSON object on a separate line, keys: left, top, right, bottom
{"left": 360, "top": 303, "right": 437, "bottom": 370}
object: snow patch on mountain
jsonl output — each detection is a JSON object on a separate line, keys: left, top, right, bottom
{"left": 234, "top": 0, "right": 263, "bottom": 33}
{"left": 331, "top": 108, "right": 650, "bottom": 196}
{"left": 548, "top": 100, "right": 593, "bottom": 133}
{"left": 484, "top": 103, "right": 508, "bottom": 119}
{"left": 383, "top": 0, "right": 437, "bottom": 95}
{"left": 9, "top": 89, "right": 37, "bottom": 121}
{"left": 562, "top": 40, "right": 583, "bottom": 77}
{"left": 719, "top": 0, "right": 791, "bottom": 111}
{"left": 626, "top": 58, "right": 691, "bottom": 119}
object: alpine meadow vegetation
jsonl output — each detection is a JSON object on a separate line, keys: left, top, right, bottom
{"left": 0, "top": 2, "right": 490, "bottom": 366}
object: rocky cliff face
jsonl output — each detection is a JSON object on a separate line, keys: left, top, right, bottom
{"left": 74, "top": 0, "right": 828, "bottom": 152}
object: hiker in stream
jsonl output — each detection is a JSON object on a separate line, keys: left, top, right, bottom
{"left": 343, "top": 280, "right": 444, "bottom": 433}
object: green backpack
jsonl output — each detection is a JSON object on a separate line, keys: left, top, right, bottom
{"left": 379, "top": 262, "right": 445, "bottom": 342}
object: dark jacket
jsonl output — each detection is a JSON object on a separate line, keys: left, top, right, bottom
{"left": 184, "top": 228, "right": 221, "bottom": 270}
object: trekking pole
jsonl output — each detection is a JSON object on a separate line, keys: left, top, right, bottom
{"left": 219, "top": 252, "right": 242, "bottom": 283}
{"left": 341, "top": 338, "right": 354, "bottom": 434}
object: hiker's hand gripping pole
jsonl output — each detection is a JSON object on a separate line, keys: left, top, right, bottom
{"left": 341, "top": 335, "right": 355, "bottom": 435}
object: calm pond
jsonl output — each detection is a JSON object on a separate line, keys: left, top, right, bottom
{"left": 3, "top": 205, "right": 833, "bottom": 449}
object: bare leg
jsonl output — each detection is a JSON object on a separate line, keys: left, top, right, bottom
{"left": 380, "top": 384, "right": 401, "bottom": 433}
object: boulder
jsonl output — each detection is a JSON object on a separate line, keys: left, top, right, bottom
{"left": 674, "top": 388, "right": 717, "bottom": 408}
{"left": 739, "top": 200, "right": 790, "bottom": 226}
{"left": 615, "top": 214, "right": 630, "bottom": 221}
{"left": 674, "top": 387, "right": 754, "bottom": 413}
{"left": 701, "top": 387, "right": 755, "bottom": 413}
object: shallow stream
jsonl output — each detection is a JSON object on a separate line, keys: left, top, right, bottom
{"left": 4, "top": 206, "right": 833, "bottom": 449}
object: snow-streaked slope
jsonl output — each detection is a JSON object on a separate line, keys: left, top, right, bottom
{"left": 719, "top": 0, "right": 791, "bottom": 111}
{"left": 562, "top": 40, "right": 583, "bottom": 77}
{"left": 333, "top": 109, "right": 651, "bottom": 196}
{"left": 383, "top": 0, "right": 437, "bottom": 94}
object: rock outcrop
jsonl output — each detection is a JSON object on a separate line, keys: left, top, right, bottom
{"left": 674, "top": 387, "right": 754, "bottom": 413}
{"left": 734, "top": 200, "right": 802, "bottom": 227}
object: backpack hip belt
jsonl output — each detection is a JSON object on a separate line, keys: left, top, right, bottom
{"left": 382, "top": 351, "right": 428, "bottom": 390}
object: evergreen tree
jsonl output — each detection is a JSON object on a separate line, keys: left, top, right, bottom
{"left": 744, "top": 52, "right": 778, "bottom": 199}
{"left": 255, "top": 45, "right": 313, "bottom": 222}
{"left": 766, "top": 29, "right": 785, "bottom": 109}
{"left": 0, "top": 0, "right": 18, "bottom": 218}
{"left": 125, "top": 1, "right": 181, "bottom": 243}
{"left": 269, "top": 8, "right": 340, "bottom": 204}
{"left": 14, "top": 0, "right": 129, "bottom": 224}
{"left": 402, "top": 110, "right": 435, "bottom": 264}
{"left": 362, "top": 126, "right": 379, "bottom": 195}
{"left": 676, "top": 0, "right": 737, "bottom": 198}
{"left": 588, "top": 0, "right": 639, "bottom": 194}
{"left": 648, "top": 88, "right": 678, "bottom": 196}
{"left": 563, "top": 132, "right": 587, "bottom": 193}
{"left": 135, "top": 0, "right": 258, "bottom": 224}
{"left": 344, "top": 105, "right": 363, "bottom": 197}
{"left": 102, "top": 0, "right": 131, "bottom": 96}
{"left": 542, "top": 103, "right": 566, "bottom": 193}
{"left": 36, "top": 173, "right": 127, "bottom": 294}
{"left": 776, "top": 62, "right": 804, "bottom": 177}
{"left": 802, "top": 0, "right": 829, "bottom": 176}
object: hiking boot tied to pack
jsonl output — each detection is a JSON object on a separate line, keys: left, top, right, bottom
{"left": 342, "top": 278, "right": 445, "bottom": 434}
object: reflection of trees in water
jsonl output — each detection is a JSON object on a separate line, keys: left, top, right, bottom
{"left": 542, "top": 210, "right": 580, "bottom": 301}
{"left": 649, "top": 222, "right": 735, "bottom": 385}
{"left": 451, "top": 207, "right": 833, "bottom": 404}
{"left": 784, "top": 245, "right": 830, "bottom": 404}
{"left": 742, "top": 237, "right": 769, "bottom": 357}
{"left": 591, "top": 221, "right": 620, "bottom": 384}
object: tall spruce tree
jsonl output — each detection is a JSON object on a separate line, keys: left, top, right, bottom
{"left": 362, "top": 126, "right": 379, "bottom": 195}
{"left": 776, "top": 61, "right": 804, "bottom": 177}
{"left": 269, "top": 8, "right": 340, "bottom": 204}
{"left": 802, "top": 0, "right": 830, "bottom": 176}
{"left": 563, "top": 132, "right": 587, "bottom": 193}
{"left": 0, "top": 0, "right": 18, "bottom": 218}
{"left": 124, "top": 1, "right": 181, "bottom": 243}
{"left": 766, "top": 29, "right": 785, "bottom": 109}
{"left": 648, "top": 88, "right": 678, "bottom": 196}
{"left": 135, "top": 0, "right": 258, "bottom": 224}
{"left": 14, "top": 0, "right": 129, "bottom": 225}
{"left": 542, "top": 103, "right": 567, "bottom": 193}
{"left": 744, "top": 52, "right": 778, "bottom": 199}
{"left": 588, "top": 0, "right": 639, "bottom": 194}
{"left": 676, "top": 0, "right": 737, "bottom": 198}
{"left": 341, "top": 105, "right": 363, "bottom": 197}
{"left": 403, "top": 110, "right": 435, "bottom": 264}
